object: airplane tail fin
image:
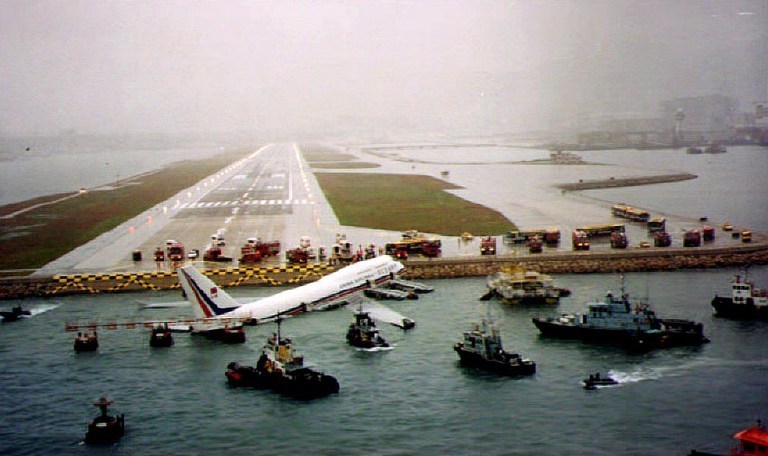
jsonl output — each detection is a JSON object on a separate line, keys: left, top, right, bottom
{"left": 177, "top": 265, "right": 240, "bottom": 319}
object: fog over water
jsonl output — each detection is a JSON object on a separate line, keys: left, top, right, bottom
{"left": 1, "top": 1, "right": 766, "bottom": 140}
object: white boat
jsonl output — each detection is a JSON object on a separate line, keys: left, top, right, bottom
{"left": 484, "top": 266, "right": 568, "bottom": 305}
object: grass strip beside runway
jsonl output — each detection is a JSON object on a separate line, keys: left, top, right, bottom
{"left": 314, "top": 173, "right": 517, "bottom": 236}
{"left": 0, "top": 149, "right": 253, "bottom": 272}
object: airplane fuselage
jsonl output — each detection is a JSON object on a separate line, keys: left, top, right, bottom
{"left": 177, "top": 256, "right": 405, "bottom": 327}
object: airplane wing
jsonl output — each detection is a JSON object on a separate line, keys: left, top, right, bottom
{"left": 349, "top": 296, "right": 416, "bottom": 329}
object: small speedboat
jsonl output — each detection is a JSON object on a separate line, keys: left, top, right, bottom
{"left": 149, "top": 324, "right": 174, "bottom": 347}
{"left": 1, "top": 304, "right": 31, "bottom": 322}
{"left": 74, "top": 332, "right": 99, "bottom": 352}
{"left": 583, "top": 372, "right": 619, "bottom": 390}
{"left": 84, "top": 395, "right": 125, "bottom": 444}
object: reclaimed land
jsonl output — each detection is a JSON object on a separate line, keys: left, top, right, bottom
{"left": 2, "top": 239, "right": 767, "bottom": 299}
{"left": 0, "top": 149, "right": 253, "bottom": 272}
{"left": 314, "top": 173, "right": 517, "bottom": 236}
{"left": 557, "top": 173, "right": 697, "bottom": 191}
{"left": 310, "top": 162, "right": 381, "bottom": 169}
{"left": 302, "top": 143, "right": 381, "bottom": 169}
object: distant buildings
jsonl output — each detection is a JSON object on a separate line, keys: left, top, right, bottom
{"left": 563, "top": 93, "right": 767, "bottom": 148}
{"left": 661, "top": 94, "right": 738, "bottom": 142}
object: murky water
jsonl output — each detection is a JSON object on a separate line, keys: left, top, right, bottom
{"left": 1, "top": 143, "right": 767, "bottom": 455}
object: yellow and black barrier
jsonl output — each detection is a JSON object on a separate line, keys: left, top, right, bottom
{"left": 41, "top": 263, "right": 339, "bottom": 297}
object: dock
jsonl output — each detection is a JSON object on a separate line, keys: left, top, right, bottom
{"left": 1, "top": 235, "right": 767, "bottom": 299}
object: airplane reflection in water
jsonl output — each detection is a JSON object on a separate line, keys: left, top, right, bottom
{"left": 175, "top": 255, "right": 411, "bottom": 335}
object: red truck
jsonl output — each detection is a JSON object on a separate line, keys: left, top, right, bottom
{"left": 572, "top": 230, "right": 590, "bottom": 251}
{"left": 480, "top": 236, "right": 496, "bottom": 255}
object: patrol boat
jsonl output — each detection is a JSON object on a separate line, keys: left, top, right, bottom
{"left": 454, "top": 317, "right": 536, "bottom": 376}
{"left": 532, "top": 286, "right": 709, "bottom": 350}
{"left": 711, "top": 274, "right": 768, "bottom": 320}
{"left": 225, "top": 319, "right": 339, "bottom": 400}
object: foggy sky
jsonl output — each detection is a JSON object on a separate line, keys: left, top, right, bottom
{"left": 1, "top": 0, "right": 766, "bottom": 138}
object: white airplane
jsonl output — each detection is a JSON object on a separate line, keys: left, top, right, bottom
{"left": 176, "top": 255, "right": 406, "bottom": 332}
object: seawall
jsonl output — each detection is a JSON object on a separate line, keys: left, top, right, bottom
{"left": 1, "top": 239, "right": 767, "bottom": 300}
{"left": 556, "top": 173, "right": 697, "bottom": 191}
{"left": 401, "top": 242, "right": 768, "bottom": 279}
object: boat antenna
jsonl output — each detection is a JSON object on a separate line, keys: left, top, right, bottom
{"left": 619, "top": 272, "right": 626, "bottom": 297}
{"left": 275, "top": 312, "right": 284, "bottom": 343}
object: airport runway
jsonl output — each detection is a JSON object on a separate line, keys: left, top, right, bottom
{"left": 33, "top": 142, "right": 754, "bottom": 276}
{"left": 34, "top": 143, "right": 342, "bottom": 275}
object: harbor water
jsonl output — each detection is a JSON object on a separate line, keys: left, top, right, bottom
{"left": 1, "top": 267, "right": 767, "bottom": 455}
{"left": 1, "top": 144, "right": 767, "bottom": 454}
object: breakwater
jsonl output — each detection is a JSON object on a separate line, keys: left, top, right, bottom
{"left": 556, "top": 172, "right": 697, "bottom": 191}
{"left": 402, "top": 242, "right": 768, "bottom": 279}
{"left": 2, "top": 239, "right": 767, "bottom": 300}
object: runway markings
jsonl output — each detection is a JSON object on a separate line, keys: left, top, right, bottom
{"left": 178, "top": 199, "right": 315, "bottom": 209}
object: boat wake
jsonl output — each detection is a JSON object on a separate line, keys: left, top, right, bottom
{"left": 605, "top": 367, "right": 662, "bottom": 385}
{"left": 356, "top": 345, "right": 395, "bottom": 352}
{"left": 138, "top": 300, "right": 190, "bottom": 309}
{"left": 606, "top": 356, "right": 768, "bottom": 386}
{"left": 28, "top": 303, "right": 60, "bottom": 316}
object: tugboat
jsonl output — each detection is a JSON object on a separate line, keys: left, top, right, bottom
{"left": 74, "top": 332, "right": 99, "bottom": 352}
{"left": 483, "top": 266, "right": 568, "bottom": 305}
{"left": 225, "top": 319, "right": 339, "bottom": 399}
{"left": 729, "top": 419, "right": 768, "bottom": 455}
{"left": 454, "top": 317, "right": 536, "bottom": 376}
{"left": 149, "top": 323, "right": 174, "bottom": 347}
{"left": 84, "top": 395, "right": 125, "bottom": 444}
{"left": 347, "top": 309, "right": 390, "bottom": 349}
{"left": 712, "top": 274, "right": 768, "bottom": 320}
{"left": 532, "top": 280, "right": 709, "bottom": 351}
{"left": 689, "top": 419, "right": 768, "bottom": 456}
{"left": 0, "top": 303, "right": 31, "bottom": 322}
{"left": 583, "top": 372, "right": 619, "bottom": 390}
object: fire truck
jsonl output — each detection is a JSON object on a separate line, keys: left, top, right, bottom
{"left": 654, "top": 231, "right": 672, "bottom": 247}
{"left": 683, "top": 229, "right": 701, "bottom": 247}
{"left": 480, "top": 236, "right": 496, "bottom": 255}
{"left": 610, "top": 232, "right": 628, "bottom": 249}
{"left": 385, "top": 231, "right": 441, "bottom": 258}
{"left": 527, "top": 236, "right": 543, "bottom": 253}
{"left": 166, "top": 241, "right": 185, "bottom": 262}
{"left": 239, "top": 238, "right": 281, "bottom": 263}
{"left": 572, "top": 230, "right": 590, "bottom": 251}
{"left": 203, "top": 246, "right": 232, "bottom": 262}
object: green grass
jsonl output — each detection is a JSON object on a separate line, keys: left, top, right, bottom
{"left": 314, "top": 173, "right": 516, "bottom": 236}
{"left": 0, "top": 149, "right": 253, "bottom": 271}
{"left": 310, "top": 162, "right": 381, "bottom": 169}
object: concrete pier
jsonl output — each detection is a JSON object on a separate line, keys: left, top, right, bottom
{"left": 1, "top": 238, "right": 766, "bottom": 299}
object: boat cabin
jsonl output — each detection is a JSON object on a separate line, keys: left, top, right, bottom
{"left": 731, "top": 420, "right": 768, "bottom": 456}
{"left": 581, "top": 292, "right": 658, "bottom": 330}
{"left": 461, "top": 321, "right": 504, "bottom": 359}
{"left": 731, "top": 275, "right": 768, "bottom": 306}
